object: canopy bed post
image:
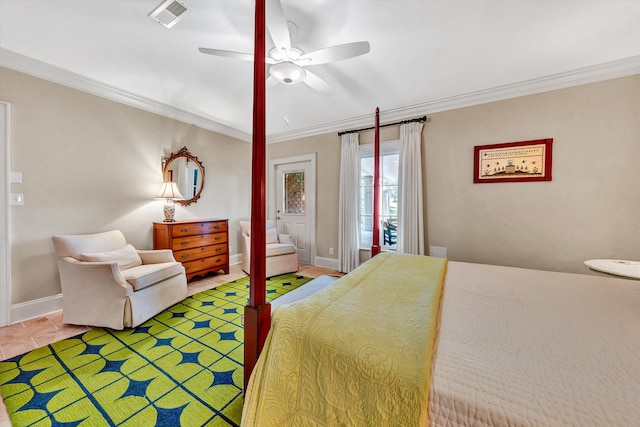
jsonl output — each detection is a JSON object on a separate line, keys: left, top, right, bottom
{"left": 244, "top": 0, "right": 268, "bottom": 391}
{"left": 371, "top": 107, "right": 381, "bottom": 256}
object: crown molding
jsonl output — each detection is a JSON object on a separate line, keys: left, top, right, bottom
{"left": 267, "top": 55, "right": 640, "bottom": 143}
{"left": 0, "top": 48, "right": 251, "bottom": 142}
{"left": 2, "top": 48, "right": 637, "bottom": 144}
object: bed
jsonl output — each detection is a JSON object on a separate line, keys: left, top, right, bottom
{"left": 242, "top": 3, "right": 639, "bottom": 425}
{"left": 242, "top": 252, "right": 640, "bottom": 426}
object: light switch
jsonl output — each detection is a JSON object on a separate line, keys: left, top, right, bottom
{"left": 10, "top": 193, "right": 24, "bottom": 206}
{"left": 10, "top": 171, "right": 22, "bottom": 184}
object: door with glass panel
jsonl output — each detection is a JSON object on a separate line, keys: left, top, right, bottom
{"left": 359, "top": 141, "right": 399, "bottom": 250}
{"left": 275, "top": 161, "right": 311, "bottom": 264}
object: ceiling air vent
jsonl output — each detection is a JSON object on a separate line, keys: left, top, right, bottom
{"left": 148, "top": 0, "right": 189, "bottom": 28}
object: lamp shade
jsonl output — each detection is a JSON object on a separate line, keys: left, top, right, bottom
{"left": 155, "top": 181, "right": 185, "bottom": 200}
{"left": 269, "top": 61, "right": 306, "bottom": 84}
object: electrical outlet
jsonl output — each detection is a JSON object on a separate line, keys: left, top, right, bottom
{"left": 329, "top": 247, "right": 334, "bottom": 255}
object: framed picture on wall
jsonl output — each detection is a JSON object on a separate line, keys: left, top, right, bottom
{"left": 473, "top": 138, "right": 553, "bottom": 183}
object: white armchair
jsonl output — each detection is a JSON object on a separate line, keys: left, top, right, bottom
{"left": 240, "top": 220, "right": 299, "bottom": 278}
{"left": 52, "top": 230, "right": 187, "bottom": 330}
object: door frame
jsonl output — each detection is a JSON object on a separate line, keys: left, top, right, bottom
{"left": 1, "top": 102, "right": 11, "bottom": 326}
{"left": 268, "top": 153, "right": 316, "bottom": 265}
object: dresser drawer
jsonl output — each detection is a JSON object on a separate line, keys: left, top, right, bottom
{"left": 154, "top": 219, "right": 230, "bottom": 281}
{"left": 172, "top": 221, "right": 228, "bottom": 238}
{"left": 183, "top": 254, "right": 229, "bottom": 275}
{"left": 171, "top": 232, "right": 228, "bottom": 251}
{"left": 173, "top": 243, "right": 227, "bottom": 263}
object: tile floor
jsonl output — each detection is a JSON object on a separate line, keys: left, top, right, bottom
{"left": 0, "top": 263, "right": 341, "bottom": 426}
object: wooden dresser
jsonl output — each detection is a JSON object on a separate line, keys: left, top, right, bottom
{"left": 153, "top": 219, "right": 229, "bottom": 282}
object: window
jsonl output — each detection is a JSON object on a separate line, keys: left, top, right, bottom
{"left": 359, "top": 141, "right": 399, "bottom": 248}
{"left": 284, "top": 171, "right": 306, "bottom": 214}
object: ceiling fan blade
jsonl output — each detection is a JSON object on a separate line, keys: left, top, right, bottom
{"left": 199, "top": 47, "right": 276, "bottom": 64}
{"left": 298, "top": 41, "right": 370, "bottom": 65}
{"left": 198, "top": 47, "right": 253, "bottom": 62}
{"left": 303, "top": 69, "right": 334, "bottom": 95}
{"left": 266, "top": 0, "right": 291, "bottom": 55}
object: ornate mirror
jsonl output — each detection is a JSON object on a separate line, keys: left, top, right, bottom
{"left": 162, "top": 147, "right": 205, "bottom": 206}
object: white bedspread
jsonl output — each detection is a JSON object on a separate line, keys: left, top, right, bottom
{"left": 270, "top": 275, "right": 338, "bottom": 309}
{"left": 429, "top": 261, "right": 640, "bottom": 427}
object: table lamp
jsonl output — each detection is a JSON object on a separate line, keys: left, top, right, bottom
{"left": 155, "top": 181, "right": 185, "bottom": 222}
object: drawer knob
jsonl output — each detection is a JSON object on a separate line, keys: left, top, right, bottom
{"left": 215, "top": 258, "right": 221, "bottom": 262}
{"left": 180, "top": 228, "right": 188, "bottom": 233}
{"left": 181, "top": 241, "right": 188, "bottom": 246}
{"left": 215, "top": 247, "right": 222, "bottom": 252}
{"left": 215, "top": 236, "right": 221, "bottom": 241}
{"left": 214, "top": 225, "right": 221, "bottom": 229}
{"left": 181, "top": 254, "right": 189, "bottom": 259}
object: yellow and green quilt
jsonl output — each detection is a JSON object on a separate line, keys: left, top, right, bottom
{"left": 243, "top": 253, "right": 447, "bottom": 426}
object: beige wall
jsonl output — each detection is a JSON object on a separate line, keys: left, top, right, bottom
{"left": 1, "top": 67, "right": 251, "bottom": 304}
{"left": 426, "top": 75, "right": 639, "bottom": 273}
{"left": 3, "top": 68, "right": 638, "bottom": 307}
{"left": 266, "top": 133, "right": 342, "bottom": 259}
{"left": 265, "top": 126, "right": 402, "bottom": 262}
{"left": 269, "top": 75, "right": 640, "bottom": 274}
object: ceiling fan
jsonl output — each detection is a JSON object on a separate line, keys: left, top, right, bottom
{"left": 198, "top": 0, "right": 370, "bottom": 95}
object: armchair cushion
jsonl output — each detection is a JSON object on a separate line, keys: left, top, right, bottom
{"left": 240, "top": 220, "right": 281, "bottom": 241}
{"left": 80, "top": 244, "right": 142, "bottom": 270}
{"left": 122, "top": 262, "right": 184, "bottom": 291}
{"left": 265, "top": 243, "right": 297, "bottom": 257}
{"left": 278, "top": 234, "right": 293, "bottom": 245}
{"left": 266, "top": 228, "right": 280, "bottom": 244}
{"left": 137, "top": 249, "right": 176, "bottom": 264}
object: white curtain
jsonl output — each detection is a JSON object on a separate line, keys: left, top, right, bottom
{"left": 397, "top": 122, "right": 425, "bottom": 255}
{"left": 338, "top": 132, "right": 360, "bottom": 272}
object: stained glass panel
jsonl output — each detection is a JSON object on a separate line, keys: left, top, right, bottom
{"left": 284, "top": 171, "right": 305, "bottom": 214}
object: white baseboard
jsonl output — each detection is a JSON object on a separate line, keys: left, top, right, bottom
{"left": 315, "top": 256, "right": 339, "bottom": 271}
{"left": 229, "top": 253, "right": 242, "bottom": 266}
{"left": 11, "top": 293, "right": 63, "bottom": 324}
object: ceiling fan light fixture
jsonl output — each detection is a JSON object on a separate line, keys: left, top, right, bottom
{"left": 268, "top": 47, "right": 303, "bottom": 62}
{"left": 270, "top": 61, "right": 306, "bottom": 84}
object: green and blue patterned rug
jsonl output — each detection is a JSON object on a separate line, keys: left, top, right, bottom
{"left": 0, "top": 273, "right": 312, "bottom": 427}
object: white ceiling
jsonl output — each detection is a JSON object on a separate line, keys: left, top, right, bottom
{"left": 0, "top": 0, "right": 638, "bottom": 143}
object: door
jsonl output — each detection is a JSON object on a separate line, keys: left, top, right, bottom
{"left": 272, "top": 155, "right": 315, "bottom": 265}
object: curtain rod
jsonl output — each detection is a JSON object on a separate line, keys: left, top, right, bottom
{"left": 338, "top": 115, "right": 427, "bottom": 136}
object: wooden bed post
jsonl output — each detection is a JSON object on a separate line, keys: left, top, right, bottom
{"left": 244, "top": 0, "right": 269, "bottom": 391}
{"left": 371, "top": 107, "right": 381, "bottom": 256}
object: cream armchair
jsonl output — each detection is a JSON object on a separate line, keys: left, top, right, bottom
{"left": 52, "top": 230, "right": 187, "bottom": 330}
{"left": 240, "top": 220, "right": 299, "bottom": 278}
